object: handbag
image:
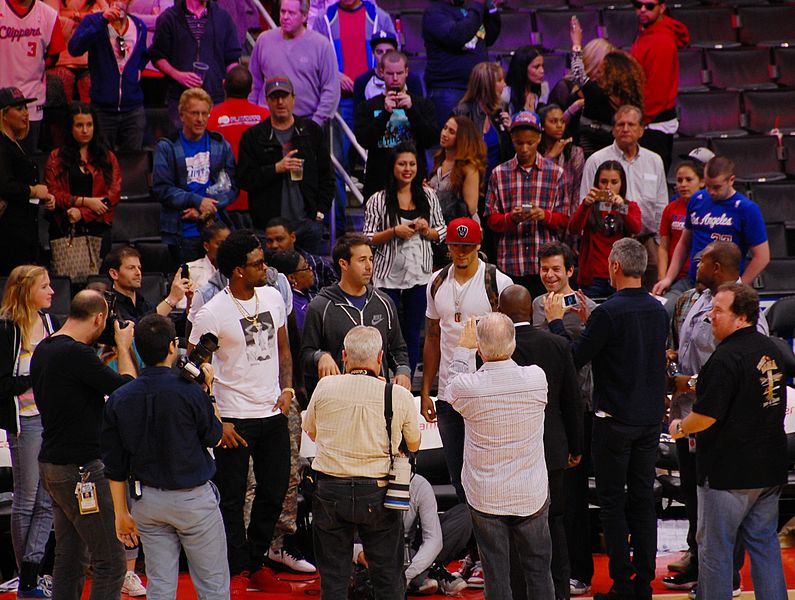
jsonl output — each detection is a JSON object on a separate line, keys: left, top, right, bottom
{"left": 50, "top": 225, "right": 102, "bottom": 283}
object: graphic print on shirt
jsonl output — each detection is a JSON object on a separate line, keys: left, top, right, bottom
{"left": 241, "top": 312, "right": 275, "bottom": 364}
{"left": 757, "top": 354, "right": 783, "bottom": 408}
{"left": 375, "top": 109, "right": 412, "bottom": 148}
{"left": 185, "top": 151, "right": 210, "bottom": 186}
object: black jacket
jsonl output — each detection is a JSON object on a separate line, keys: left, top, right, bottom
{"left": 0, "top": 314, "right": 59, "bottom": 435}
{"left": 237, "top": 116, "right": 335, "bottom": 229}
{"left": 452, "top": 100, "right": 513, "bottom": 165}
{"left": 0, "top": 135, "right": 41, "bottom": 267}
{"left": 510, "top": 324, "right": 583, "bottom": 471}
{"left": 300, "top": 283, "right": 411, "bottom": 396}
{"left": 354, "top": 92, "right": 438, "bottom": 200}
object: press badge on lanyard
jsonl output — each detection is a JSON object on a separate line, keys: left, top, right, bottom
{"left": 75, "top": 468, "right": 99, "bottom": 515}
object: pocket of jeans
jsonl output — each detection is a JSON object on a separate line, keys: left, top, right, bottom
{"left": 313, "top": 492, "right": 337, "bottom": 527}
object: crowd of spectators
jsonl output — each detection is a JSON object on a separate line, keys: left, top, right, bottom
{"left": 0, "top": 0, "right": 792, "bottom": 598}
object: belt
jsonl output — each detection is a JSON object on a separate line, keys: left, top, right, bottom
{"left": 316, "top": 472, "right": 387, "bottom": 485}
{"left": 580, "top": 116, "right": 613, "bottom": 134}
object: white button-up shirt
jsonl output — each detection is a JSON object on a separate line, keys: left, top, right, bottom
{"left": 447, "top": 347, "right": 549, "bottom": 516}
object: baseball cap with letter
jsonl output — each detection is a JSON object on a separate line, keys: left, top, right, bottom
{"left": 446, "top": 217, "right": 482, "bottom": 245}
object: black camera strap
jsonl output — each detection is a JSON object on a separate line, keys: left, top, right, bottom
{"left": 383, "top": 382, "right": 394, "bottom": 469}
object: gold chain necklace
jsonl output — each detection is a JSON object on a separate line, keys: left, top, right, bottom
{"left": 227, "top": 287, "right": 260, "bottom": 329}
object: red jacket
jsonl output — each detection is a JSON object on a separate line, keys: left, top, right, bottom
{"left": 631, "top": 15, "right": 689, "bottom": 123}
{"left": 569, "top": 200, "right": 642, "bottom": 286}
{"left": 45, "top": 149, "right": 120, "bottom": 227}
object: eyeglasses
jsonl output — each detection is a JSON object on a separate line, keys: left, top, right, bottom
{"left": 292, "top": 266, "right": 313, "bottom": 275}
{"left": 245, "top": 259, "right": 266, "bottom": 269}
{"left": 116, "top": 35, "right": 127, "bottom": 58}
{"left": 632, "top": 1, "right": 659, "bottom": 9}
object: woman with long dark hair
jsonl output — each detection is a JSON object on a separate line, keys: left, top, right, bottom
{"left": 568, "top": 160, "right": 641, "bottom": 298}
{"left": 428, "top": 115, "right": 486, "bottom": 223}
{"left": 45, "top": 102, "right": 120, "bottom": 257}
{"left": 364, "top": 142, "right": 446, "bottom": 376}
{"left": 0, "top": 89, "right": 56, "bottom": 275}
{"left": 538, "top": 104, "right": 584, "bottom": 217}
{"left": 0, "top": 265, "right": 58, "bottom": 598}
{"left": 506, "top": 45, "right": 549, "bottom": 114}
{"left": 452, "top": 62, "right": 513, "bottom": 175}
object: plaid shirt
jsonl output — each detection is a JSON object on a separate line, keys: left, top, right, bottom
{"left": 668, "top": 286, "right": 701, "bottom": 351}
{"left": 485, "top": 154, "right": 569, "bottom": 276}
{"left": 299, "top": 249, "right": 338, "bottom": 299}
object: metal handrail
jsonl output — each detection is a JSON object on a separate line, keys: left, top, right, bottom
{"left": 331, "top": 154, "right": 364, "bottom": 206}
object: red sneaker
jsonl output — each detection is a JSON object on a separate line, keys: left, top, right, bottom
{"left": 249, "top": 566, "right": 293, "bottom": 593}
{"left": 230, "top": 572, "right": 250, "bottom": 598}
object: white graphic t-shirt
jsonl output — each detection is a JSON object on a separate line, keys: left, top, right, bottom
{"left": 190, "top": 286, "right": 286, "bottom": 418}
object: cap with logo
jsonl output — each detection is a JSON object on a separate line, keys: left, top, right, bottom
{"left": 369, "top": 30, "right": 399, "bottom": 49}
{"left": 683, "top": 147, "right": 715, "bottom": 165}
{"left": 0, "top": 87, "right": 37, "bottom": 110}
{"left": 510, "top": 111, "right": 542, "bottom": 133}
{"left": 265, "top": 77, "right": 294, "bottom": 97}
{"left": 446, "top": 217, "right": 482, "bottom": 245}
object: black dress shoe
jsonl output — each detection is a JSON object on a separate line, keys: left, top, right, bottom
{"left": 662, "top": 571, "right": 698, "bottom": 590}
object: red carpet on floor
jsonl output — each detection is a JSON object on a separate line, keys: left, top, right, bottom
{"left": 4, "top": 550, "right": 795, "bottom": 599}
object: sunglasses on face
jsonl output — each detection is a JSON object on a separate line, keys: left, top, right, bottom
{"left": 633, "top": 1, "right": 660, "bottom": 9}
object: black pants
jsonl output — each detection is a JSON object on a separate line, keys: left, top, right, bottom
{"left": 565, "top": 412, "right": 594, "bottom": 585}
{"left": 640, "top": 128, "right": 674, "bottom": 174}
{"left": 592, "top": 418, "right": 660, "bottom": 599}
{"left": 213, "top": 415, "right": 290, "bottom": 575}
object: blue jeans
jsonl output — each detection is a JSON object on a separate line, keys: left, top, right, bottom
{"left": 427, "top": 87, "right": 466, "bottom": 130}
{"left": 131, "top": 482, "right": 229, "bottom": 600}
{"left": 381, "top": 284, "right": 427, "bottom": 378}
{"left": 313, "top": 478, "right": 404, "bottom": 600}
{"left": 591, "top": 418, "right": 659, "bottom": 598}
{"left": 470, "top": 500, "right": 554, "bottom": 600}
{"left": 8, "top": 415, "right": 53, "bottom": 569}
{"left": 580, "top": 277, "right": 615, "bottom": 300}
{"left": 434, "top": 399, "right": 466, "bottom": 502}
{"left": 696, "top": 483, "right": 787, "bottom": 600}
{"left": 39, "top": 459, "right": 126, "bottom": 600}
{"left": 97, "top": 106, "right": 146, "bottom": 153}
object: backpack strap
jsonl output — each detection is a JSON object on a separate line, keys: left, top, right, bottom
{"left": 429, "top": 264, "right": 452, "bottom": 301}
{"left": 483, "top": 262, "right": 500, "bottom": 312}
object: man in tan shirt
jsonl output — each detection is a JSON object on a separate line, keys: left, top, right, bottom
{"left": 304, "top": 325, "right": 421, "bottom": 600}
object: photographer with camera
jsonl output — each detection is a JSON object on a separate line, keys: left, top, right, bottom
{"left": 101, "top": 314, "right": 228, "bottom": 599}
{"left": 304, "top": 325, "right": 421, "bottom": 600}
{"left": 31, "top": 289, "right": 136, "bottom": 600}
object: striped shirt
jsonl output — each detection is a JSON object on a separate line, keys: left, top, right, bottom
{"left": 363, "top": 188, "right": 447, "bottom": 286}
{"left": 447, "top": 347, "right": 549, "bottom": 516}
{"left": 304, "top": 373, "right": 421, "bottom": 478}
{"left": 485, "top": 154, "right": 569, "bottom": 276}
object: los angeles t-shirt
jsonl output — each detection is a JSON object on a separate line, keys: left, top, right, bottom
{"left": 190, "top": 286, "right": 286, "bottom": 419}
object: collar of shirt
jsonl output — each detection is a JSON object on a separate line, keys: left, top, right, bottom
{"left": 513, "top": 321, "right": 532, "bottom": 328}
{"left": 612, "top": 140, "right": 641, "bottom": 164}
{"left": 509, "top": 153, "right": 544, "bottom": 174}
{"left": 480, "top": 357, "right": 519, "bottom": 372}
{"left": 140, "top": 366, "right": 173, "bottom": 376}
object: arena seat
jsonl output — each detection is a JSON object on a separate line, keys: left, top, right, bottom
{"left": 710, "top": 135, "right": 785, "bottom": 182}
{"left": 737, "top": 6, "right": 795, "bottom": 47}
{"left": 743, "top": 90, "right": 795, "bottom": 135}
{"left": 772, "top": 47, "right": 795, "bottom": 88}
{"left": 491, "top": 10, "right": 534, "bottom": 52}
{"left": 677, "top": 90, "right": 746, "bottom": 138}
{"left": 781, "top": 135, "right": 795, "bottom": 177}
{"left": 668, "top": 6, "right": 739, "bottom": 49}
{"left": 600, "top": 8, "right": 638, "bottom": 49}
{"left": 135, "top": 241, "right": 174, "bottom": 275}
{"left": 704, "top": 48, "right": 776, "bottom": 91}
{"left": 667, "top": 137, "right": 710, "bottom": 183}
{"left": 532, "top": 9, "right": 599, "bottom": 52}
{"left": 752, "top": 182, "right": 795, "bottom": 224}
{"left": 678, "top": 49, "right": 709, "bottom": 93}
{"left": 111, "top": 203, "right": 162, "bottom": 244}
{"left": 541, "top": 52, "right": 568, "bottom": 94}
{"left": 767, "top": 223, "right": 789, "bottom": 258}
{"left": 117, "top": 150, "right": 153, "bottom": 202}
{"left": 766, "top": 296, "right": 795, "bottom": 338}
{"left": 756, "top": 258, "right": 795, "bottom": 293}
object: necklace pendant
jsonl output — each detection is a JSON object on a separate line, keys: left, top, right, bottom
{"left": 455, "top": 312, "right": 461, "bottom": 323}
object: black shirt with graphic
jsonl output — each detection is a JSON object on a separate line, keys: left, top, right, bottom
{"left": 694, "top": 326, "right": 787, "bottom": 490}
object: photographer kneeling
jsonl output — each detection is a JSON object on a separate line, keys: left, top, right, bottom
{"left": 101, "top": 314, "right": 229, "bottom": 599}
{"left": 304, "top": 325, "right": 421, "bottom": 600}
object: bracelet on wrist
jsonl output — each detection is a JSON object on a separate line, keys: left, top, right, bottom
{"left": 282, "top": 387, "right": 296, "bottom": 399}
{"left": 163, "top": 297, "right": 176, "bottom": 309}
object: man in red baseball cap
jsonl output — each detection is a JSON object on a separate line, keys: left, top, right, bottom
{"left": 420, "top": 216, "right": 513, "bottom": 583}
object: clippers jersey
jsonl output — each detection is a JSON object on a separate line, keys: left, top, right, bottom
{"left": 0, "top": 0, "right": 65, "bottom": 121}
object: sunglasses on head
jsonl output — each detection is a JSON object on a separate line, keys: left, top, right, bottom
{"left": 633, "top": 0, "right": 660, "bottom": 8}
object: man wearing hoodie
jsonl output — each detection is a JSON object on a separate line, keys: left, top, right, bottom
{"left": 300, "top": 233, "right": 412, "bottom": 396}
{"left": 630, "top": 0, "right": 689, "bottom": 171}
{"left": 69, "top": 0, "right": 149, "bottom": 152}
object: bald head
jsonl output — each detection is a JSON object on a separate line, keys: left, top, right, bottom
{"left": 499, "top": 285, "right": 533, "bottom": 323}
{"left": 69, "top": 289, "right": 108, "bottom": 321}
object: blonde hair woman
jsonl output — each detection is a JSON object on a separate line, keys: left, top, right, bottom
{"left": 0, "top": 88, "right": 56, "bottom": 275}
{"left": 0, "top": 265, "right": 58, "bottom": 597}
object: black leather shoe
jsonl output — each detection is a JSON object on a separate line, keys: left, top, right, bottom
{"left": 662, "top": 571, "right": 698, "bottom": 590}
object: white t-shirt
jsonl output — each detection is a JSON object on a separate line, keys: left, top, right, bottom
{"left": 107, "top": 17, "right": 137, "bottom": 73}
{"left": 190, "top": 286, "right": 286, "bottom": 419}
{"left": 425, "top": 261, "right": 513, "bottom": 402}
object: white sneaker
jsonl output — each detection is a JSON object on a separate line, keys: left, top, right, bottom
{"left": 466, "top": 561, "right": 484, "bottom": 589}
{"left": 121, "top": 571, "right": 147, "bottom": 596}
{"left": 267, "top": 547, "right": 317, "bottom": 573}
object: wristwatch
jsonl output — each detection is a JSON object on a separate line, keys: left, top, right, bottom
{"left": 687, "top": 375, "right": 698, "bottom": 392}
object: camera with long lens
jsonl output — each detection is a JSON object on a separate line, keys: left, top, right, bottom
{"left": 98, "top": 291, "right": 123, "bottom": 346}
{"left": 176, "top": 332, "right": 219, "bottom": 384}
